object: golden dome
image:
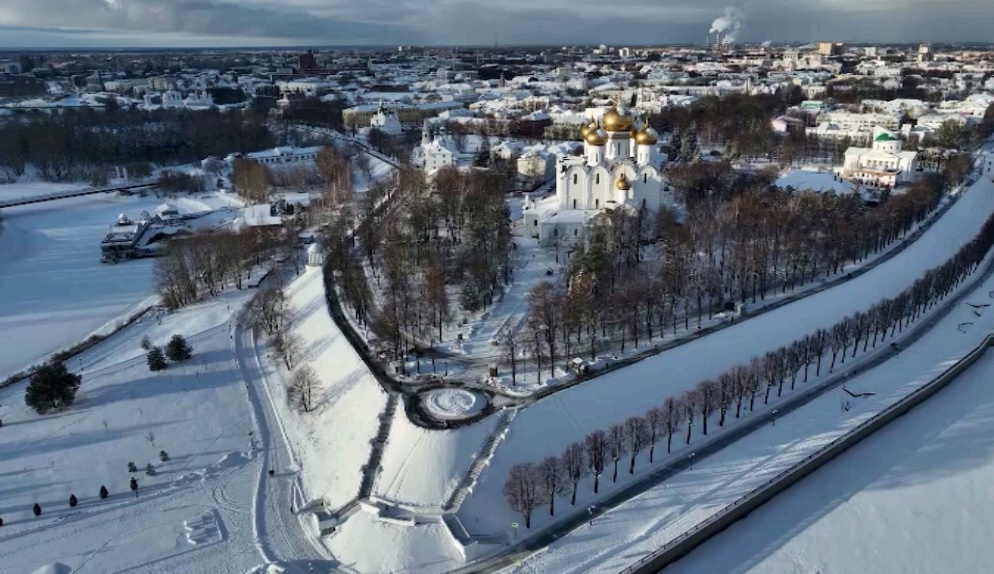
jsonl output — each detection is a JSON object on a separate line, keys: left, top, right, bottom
{"left": 634, "top": 127, "right": 659, "bottom": 145}
{"left": 579, "top": 122, "right": 596, "bottom": 139}
{"left": 601, "top": 105, "right": 633, "bottom": 132}
{"left": 584, "top": 128, "right": 608, "bottom": 146}
{"left": 615, "top": 174, "right": 631, "bottom": 191}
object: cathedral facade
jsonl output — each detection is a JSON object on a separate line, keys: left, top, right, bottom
{"left": 527, "top": 104, "right": 671, "bottom": 245}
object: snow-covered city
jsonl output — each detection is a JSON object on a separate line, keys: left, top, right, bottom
{"left": 3, "top": 14, "right": 994, "bottom": 574}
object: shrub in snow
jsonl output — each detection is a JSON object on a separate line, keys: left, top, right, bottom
{"left": 68, "top": 494, "right": 78, "bottom": 508}
{"left": 127, "top": 461, "right": 137, "bottom": 473}
{"left": 24, "top": 361, "right": 81, "bottom": 414}
{"left": 99, "top": 485, "right": 109, "bottom": 499}
{"left": 159, "top": 450, "right": 169, "bottom": 462}
{"left": 145, "top": 463, "right": 156, "bottom": 476}
{"left": 166, "top": 334, "right": 193, "bottom": 362}
{"left": 140, "top": 335, "right": 153, "bottom": 351}
{"left": 146, "top": 347, "right": 167, "bottom": 371}
{"left": 32, "top": 503, "right": 41, "bottom": 517}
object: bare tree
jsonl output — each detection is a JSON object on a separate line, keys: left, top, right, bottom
{"left": 288, "top": 365, "right": 318, "bottom": 413}
{"left": 643, "top": 407, "right": 664, "bottom": 463}
{"left": 683, "top": 389, "right": 699, "bottom": 444}
{"left": 625, "top": 416, "right": 648, "bottom": 474}
{"left": 271, "top": 330, "right": 303, "bottom": 370}
{"left": 607, "top": 423, "right": 626, "bottom": 483}
{"left": 560, "top": 442, "right": 586, "bottom": 505}
{"left": 585, "top": 430, "right": 607, "bottom": 493}
{"left": 537, "top": 456, "right": 566, "bottom": 516}
{"left": 663, "top": 396, "right": 683, "bottom": 454}
{"left": 696, "top": 380, "right": 719, "bottom": 435}
{"left": 503, "top": 463, "right": 540, "bottom": 528}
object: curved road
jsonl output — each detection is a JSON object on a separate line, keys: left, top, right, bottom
{"left": 233, "top": 320, "right": 335, "bottom": 572}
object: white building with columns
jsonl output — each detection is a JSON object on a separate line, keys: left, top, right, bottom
{"left": 841, "top": 129, "right": 919, "bottom": 188}
{"left": 524, "top": 104, "right": 672, "bottom": 245}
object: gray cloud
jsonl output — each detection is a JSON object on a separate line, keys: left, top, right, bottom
{"left": 0, "top": 0, "right": 991, "bottom": 47}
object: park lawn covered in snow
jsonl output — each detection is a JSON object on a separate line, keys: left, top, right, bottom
{"left": 372, "top": 409, "right": 496, "bottom": 507}
{"left": 504, "top": 239, "right": 994, "bottom": 574}
{"left": 0, "top": 292, "right": 264, "bottom": 574}
{"left": 460, "top": 174, "right": 994, "bottom": 536}
{"left": 264, "top": 266, "right": 387, "bottom": 511}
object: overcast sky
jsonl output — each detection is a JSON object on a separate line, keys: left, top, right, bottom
{"left": 0, "top": 0, "right": 990, "bottom": 48}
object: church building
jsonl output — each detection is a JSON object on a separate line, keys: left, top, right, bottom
{"left": 524, "top": 104, "right": 672, "bottom": 245}
{"left": 841, "top": 128, "right": 919, "bottom": 188}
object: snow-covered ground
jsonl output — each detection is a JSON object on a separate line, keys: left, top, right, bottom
{"left": 669, "top": 351, "right": 994, "bottom": 574}
{"left": 459, "top": 174, "right": 994, "bottom": 537}
{"left": 0, "top": 292, "right": 267, "bottom": 574}
{"left": 503, "top": 223, "right": 994, "bottom": 573}
{"left": 264, "top": 266, "right": 386, "bottom": 511}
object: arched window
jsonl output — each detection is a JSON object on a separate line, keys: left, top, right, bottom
{"left": 595, "top": 173, "right": 600, "bottom": 185}
{"left": 574, "top": 228, "right": 578, "bottom": 236}
{"left": 595, "top": 199, "right": 599, "bottom": 208}
{"left": 573, "top": 173, "right": 578, "bottom": 185}
{"left": 572, "top": 199, "right": 577, "bottom": 209}
{"left": 643, "top": 173, "right": 647, "bottom": 184}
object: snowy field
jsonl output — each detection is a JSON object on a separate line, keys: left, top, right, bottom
{"left": 460, "top": 174, "right": 994, "bottom": 536}
{"left": 669, "top": 351, "right": 994, "bottom": 574}
{"left": 263, "top": 267, "right": 386, "bottom": 511}
{"left": 504, "top": 231, "right": 994, "bottom": 574}
{"left": 0, "top": 292, "right": 268, "bottom": 574}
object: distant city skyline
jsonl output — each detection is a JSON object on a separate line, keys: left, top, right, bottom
{"left": 0, "top": 1, "right": 992, "bottom": 49}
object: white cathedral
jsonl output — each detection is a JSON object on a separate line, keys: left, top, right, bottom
{"left": 524, "top": 104, "right": 672, "bottom": 245}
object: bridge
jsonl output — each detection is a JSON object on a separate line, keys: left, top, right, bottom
{"left": 0, "top": 182, "right": 157, "bottom": 209}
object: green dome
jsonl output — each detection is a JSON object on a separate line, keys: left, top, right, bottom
{"left": 874, "top": 133, "right": 898, "bottom": 142}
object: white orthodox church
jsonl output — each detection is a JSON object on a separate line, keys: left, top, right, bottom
{"left": 368, "top": 104, "right": 403, "bottom": 136}
{"left": 841, "top": 127, "right": 919, "bottom": 188}
{"left": 524, "top": 104, "right": 672, "bottom": 245}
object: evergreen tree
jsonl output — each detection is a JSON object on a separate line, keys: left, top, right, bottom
{"left": 145, "top": 463, "right": 156, "bottom": 476}
{"left": 165, "top": 334, "right": 192, "bottom": 362}
{"left": 24, "top": 362, "right": 81, "bottom": 414}
{"left": 33, "top": 503, "right": 41, "bottom": 517}
{"left": 69, "top": 494, "right": 78, "bottom": 507}
{"left": 99, "top": 485, "right": 109, "bottom": 499}
{"left": 159, "top": 450, "right": 169, "bottom": 462}
{"left": 127, "top": 461, "right": 137, "bottom": 473}
{"left": 147, "top": 347, "right": 167, "bottom": 371}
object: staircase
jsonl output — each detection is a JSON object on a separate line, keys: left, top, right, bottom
{"left": 359, "top": 393, "right": 400, "bottom": 497}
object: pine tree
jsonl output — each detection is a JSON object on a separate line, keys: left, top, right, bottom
{"left": 165, "top": 334, "right": 192, "bottom": 362}
{"left": 127, "top": 461, "right": 137, "bottom": 473}
{"left": 69, "top": 494, "right": 78, "bottom": 507}
{"left": 145, "top": 463, "right": 156, "bottom": 476}
{"left": 159, "top": 450, "right": 169, "bottom": 462}
{"left": 99, "top": 485, "right": 109, "bottom": 499}
{"left": 25, "top": 362, "right": 81, "bottom": 414}
{"left": 140, "top": 335, "right": 152, "bottom": 351}
{"left": 146, "top": 347, "right": 167, "bottom": 371}
{"left": 33, "top": 503, "right": 41, "bottom": 517}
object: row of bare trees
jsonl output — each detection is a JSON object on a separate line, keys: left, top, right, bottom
{"left": 505, "top": 206, "right": 994, "bottom": 528}
{"left": 154, "top": 227, "right": 293, "bottom": 310}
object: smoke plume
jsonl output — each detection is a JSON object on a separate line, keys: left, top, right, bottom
{"left": 709, "top": 7, "right": 745, "bottom": 43}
